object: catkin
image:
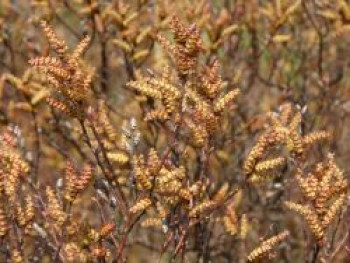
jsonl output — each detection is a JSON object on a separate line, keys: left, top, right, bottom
{"left": 247, "top": 230, "right": 289, "bottom": 262}
{"left": 129, "top": 198, "right": 152, "bottom": 214}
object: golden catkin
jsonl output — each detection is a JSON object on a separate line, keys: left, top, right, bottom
{"left": 91, "top": 246, "right": 108, "bottom": 259}
{"left": 108, "top": 152, "right": 129, "bottom": 165}
{"left": 255, "top": 157, "right": 286, "bottom": 173}
{"left": 295, "top": 170, "right": 317, "bottom": 201}
{"left": 75, "top": 164, "right": 92, "bottom": 192}
{"left": 145, "top": 109, "right": 169, "bottom": 121}
{"left": 303, "top": 131, "right": 330, "bottom": 147}
{"left": 70, "top": 35, "right": 91, "bottom": 65}
{"left": 141, "top": 218, "right": 162, "bottom": 228}
{"left": 40, "top": 21, "right": 68, "bottom": 57}
{"left": 213, "top": 183, "right": 229, "bottom": 202}
{"left": 244, "top": 133, "right": 270, "bottom": 175}
{"left": 0, "top": 204, "right": 8, "bottom": 237}
{"left": 64, "top": 242, "right": 87, "bottom": 262}
{"left": 129, "top": 198, "right": 152, "bottom": 214}
{"left": 100, "top": 223, "right": 116, "bottom": 238}
{"left": 186, "top": 120, "right": 208, "bottom": 147}
{"left": 64, "top": 162, "right": 92, "bottom": 201}
{"left": 133, "top": 155, "right": 152, "bottom": 190}
{"left": 240, "top": 214, "right": 248, "bottom": 239}
{"left": 147, "top": 148, "right": 161, "bottom": 173}
{"left": 0, "top": 170, "right": 4, "bottom": 194}
{"left": 46, "top": 187, "right": 67, "bottom": 226}
{"left": 322, "top": 193, "right": 346, "bottom": 228}
{"left": 15, "top": 204, "right": 26, "bottom": 227}
{"left": 29, "top": 56, "right": 62, "bottom": 67}
{"left": 202, "top": 60, "right": 224, "bottom": 98}
{"left": 247, "top": 230, "right": 289, "bottom": 262}
{"left": 189, "top": 200, "right": 216, "bottom": 218}
{"left": 156, "top": 201, "right": 168, "bottom": 219}
{"left": 223, "top": 203, "right": 238, "bottom": 236}
{"left": 288, "top": 111, "right": 301, "bottom": 132}
{"left": 179, "top": 188, "right": 192, "bottom": 201}
{"left": 24, "top": 195, "right": 35, "bottom": 224}
{"left": 88, "top": 229, "right": 101, "bottom": 243}
{"left": 127, "top": 80, "right": 163, "bottom": 99}
{"left": 64, "top": 161, "right": 79, "bottom": 202}
{"left": 213, "top": 89, "right": 240, "bottom": 113}
{"left": 279, "top": 103, "right": 292, "bottom": 125}
{"left": 247, "top": 173, "right": 275, "bottom": 184}
{"left": 284, "top": 202, "right": 324, "bottom": 243}
{"left": 287, "top": 130, "right": 304, "bottom": 156}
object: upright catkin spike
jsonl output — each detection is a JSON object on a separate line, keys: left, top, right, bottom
{"left": 322, "top": 193, "right": 346, "bottom": 228}
{"left": 75, "top": 163, "right": 92, "bottom": 192}
{"left": 213, "top": 183, "right": 229, "bottom": 202}
{"left": 223, "top": 203, "right": 238, "bottom": 236}
{"left": 64, "top": 161, "right": 78, "bottom": 202}
{"left": 46, "top": 187, "right": 67, "bottom": 226}
{"left": 0, "top": 204, "right": 8, "bottom": 237}
{"left": 25, "top": 195, "right": 35, "bottom": 224}
{"left": 100, "top": 223, "right": 116, "bottom": 238}
{"left": 240, "top": 214, "right": 248, "bottom": 239}
{"left": 70, "top": 35, "right": 91, "bottom": 64}
{"left": 213, "top": 89, "right": 240, "bottom": 113}
{"left": 247, "top": 230, "right": 289, "bottom": 262}
{"left": 40, "top": 21, "right": 68, "bottom": 57}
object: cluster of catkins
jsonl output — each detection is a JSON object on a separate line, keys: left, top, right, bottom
{"left": 128, "top": 16, "right": 240, "bottom": 148}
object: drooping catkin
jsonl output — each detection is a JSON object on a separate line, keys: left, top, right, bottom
{"left": 247, "top": 230, "right": 289, "bottom": 262}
